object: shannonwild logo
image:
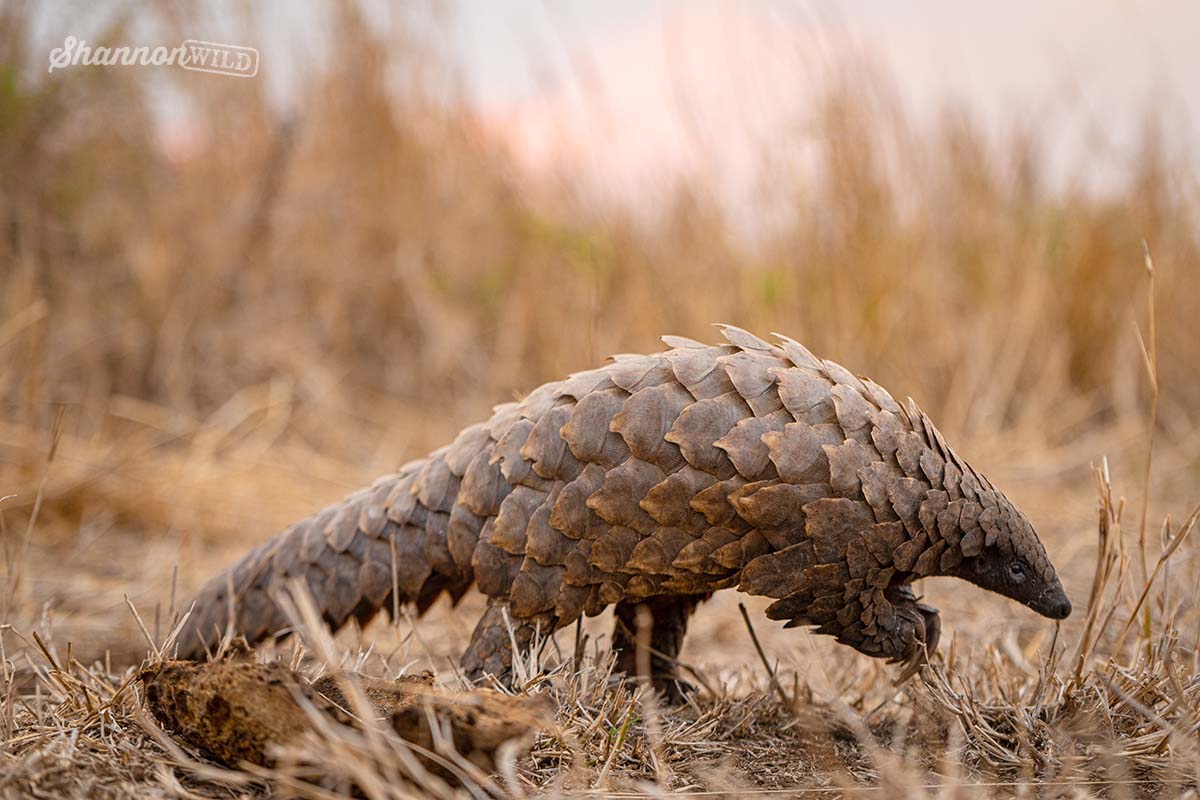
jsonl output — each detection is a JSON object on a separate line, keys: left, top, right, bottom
{"left": 48, "top": 36, "right": 258, "bottom": 78}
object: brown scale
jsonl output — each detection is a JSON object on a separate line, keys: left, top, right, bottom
{"left": 559, "top": 389, "right": 631, "bottom": 468}
{"left": 488, "top": 486, "right": 542, "bottom": 555}
{"left": 549, "top": 464, "right": 608, "bottom": 540}
{"left": 728, "top": 481, "right": 828, "bottom": 544}
{"left": 672, "top": 527, "right": 743, "bottom": 574}
{"left": 709, "top": 529, "right": 770, "bottom": 571}
{"left": 718, "top": 351, "right": 788, "bottom": 417}
{"left": 611, "top": 382, "right": 693, "bottom": 471}
{"left": 561, "top": 540, "right": 594, "bottom": 586}
{"left": 667, "top": 392, "right": 750, "bottom": 477}
{"left": 520, "top": 403, "right": 584, "bottom": 482}
{"left": 664, "top": 344, "right": 738, "bottom": 399}
{"left": 509, "top": 558, "right": 563, "bottom": 617}
{"left": 764, "top": 422, "right": 844, "bottom": 484}
{"left": 824, "top": 439, "right": 878, "bottom": 499}
{"left": 586, "top": 458, "right": 667, "bottom": 534}
{"left": 771, "top": 366, "right": 836, "bottom": 424}
{"left": 627, "top": 527, "right": 695, "bottom": 575}
{"left": 714, "top": 408, "right": 789, "bottom": 478}
{"left": 489, "top": 419, "right": 548, "bottom": 490}
{"left": 524, "top": 486, "right": 571, "bottom": 565}
{"left": 447, "top": 503, "right": 488, "bottom": 573}
{"left": 179, "top": 326, "right": 1071, "bottom": 695}
{"left": 689, "top": 477, "right": 747, "bottom": 526}
{"left": 639, "top": 466, "right": 717, "bottom": 529}
{"left": 587, "top": 526, "right": 642, "bottom": 573}
{"left": 555, "top": 367, "right": 616, "bottom": 402}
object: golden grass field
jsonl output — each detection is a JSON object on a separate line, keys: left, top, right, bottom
{"left": 2, "top": 4, "right": 1200, "bottom": 797}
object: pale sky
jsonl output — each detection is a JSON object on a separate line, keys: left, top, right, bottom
{"left": 34, "top": 1, "right": 1200, "bottom": 211}
{"left": 447, "top": 0, "right": 1200, "bottom": 206}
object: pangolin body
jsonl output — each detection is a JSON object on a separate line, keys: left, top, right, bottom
{"left": 179, "top": 326, "right": 1071, "bottom": 684}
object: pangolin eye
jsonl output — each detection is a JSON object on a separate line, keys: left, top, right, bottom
{"left": 1009, "top": 561, "right": 1025, "bottom": 578}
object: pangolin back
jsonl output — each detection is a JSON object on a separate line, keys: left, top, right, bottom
{"left": 178, "top": 325, "right": 1062, "bottom": 662}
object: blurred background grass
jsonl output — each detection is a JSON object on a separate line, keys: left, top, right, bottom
{"left": 1, "top": 2, "right": 1198, "bottom": 666}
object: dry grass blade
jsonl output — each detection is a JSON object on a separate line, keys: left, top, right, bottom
{"left": 1111, "top": 505, "right": 1200, "bottom": 656}
{"left": 1072, "top": 458, "right": 1125, "bottom": 685}
{"left": 3, "top": 410, "right": 62, "bottom": 623}
{"left": 123, "top": 595, "right": 162, "bottom": 661}
{"left": 1133, "top": 241, "right": 1161, "bottom": 657}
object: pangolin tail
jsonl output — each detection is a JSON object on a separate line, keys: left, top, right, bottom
{"left": 176, "top": 458, "right": 473, "bottom": 660}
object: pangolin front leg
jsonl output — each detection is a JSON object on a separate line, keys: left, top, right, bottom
{"left": 611, "top": 595, "right": 707, "bottom": 703}
{"left": 883, "top": 593, "right": 942, "bottom": 683}
{"left": 820, "top": 584, "right": 942, "bottom": 683}
{"left": 894, "top": 601, "right": 942, "bottom": 683}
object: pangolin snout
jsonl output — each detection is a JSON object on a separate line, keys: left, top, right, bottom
{"left": 1032, "top": 582, "right": 1072, "bottom": 619}
{"left": 1046, "top": 595, "right": 1072, "bottom": 619}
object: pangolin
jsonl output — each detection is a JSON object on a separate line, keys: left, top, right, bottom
{"left": 178, "top": 326, "right": 1071, "bottom": 694}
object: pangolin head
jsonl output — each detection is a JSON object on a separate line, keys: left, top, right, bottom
{"left": 952, "top": 497, "right": 1071, "bottom": 620}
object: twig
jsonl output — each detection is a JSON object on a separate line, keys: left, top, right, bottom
{"left": 738, "top": 602, "right": 791, "bottom": 708}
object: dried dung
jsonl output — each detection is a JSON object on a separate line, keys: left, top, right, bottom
{"left": 139, "top": 656, "right": 551, "bottom": 781}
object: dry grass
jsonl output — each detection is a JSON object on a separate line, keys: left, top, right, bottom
{"left": 2, "top": 2, "right": 1200, "bottom": 797}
